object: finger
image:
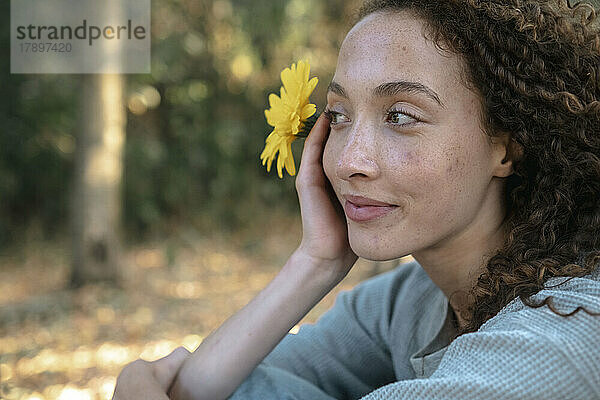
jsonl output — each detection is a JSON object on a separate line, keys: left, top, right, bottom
{"left": 299, "top": 112, "right": 331, "bottom": 169}
{"left": 152, "top": 346, "right": 191, "bottom": 391}
{"left": 113, "top": 360, "right": 169, "bottom": 400}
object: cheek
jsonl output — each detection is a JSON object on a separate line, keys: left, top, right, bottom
{"left": 419, "top": 141, "right": 472, "bottom": 182}
{"left": 386, "top": 142, "right": 469, "bottom": 207}
{"left": 414, "top": 143, "right": 486, "bottom": 220}
{"left": 381, "top": 142, "right": 443, "bottom": 187}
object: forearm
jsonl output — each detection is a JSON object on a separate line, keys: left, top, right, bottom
{"left": 169, "top": 250, "right": 346, "bottom": 400}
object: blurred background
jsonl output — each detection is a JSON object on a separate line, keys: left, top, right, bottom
{"left": 0, "top": 0, "right": 406, "bottom": 399}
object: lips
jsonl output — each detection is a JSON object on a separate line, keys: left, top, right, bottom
{"left": 343, "top": 195, "right": 399, "bottom": 222}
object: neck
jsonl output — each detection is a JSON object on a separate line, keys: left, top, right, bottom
{"left": 412, "top": 186, "right": 508, "bottom": 329}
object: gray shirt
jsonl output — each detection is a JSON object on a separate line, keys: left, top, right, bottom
{"left": 228, "top": 259, "right": 600, "bottom": 399}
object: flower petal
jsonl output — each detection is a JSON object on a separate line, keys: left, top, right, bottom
{"left": 301, "top": 103, "right": 316, "bottom": 120}
{"left": 281, "top": 66, "right": 299, "bottom": 98}
{"left": 297, "top": 60, "right": 308, "bottom": 83}
{"left": 276, "top": 147, "right": 284, "bottom": 178}
{"left": 268, "top": 92, "right": 281, "bottom": 108}
{"left": 284, "top": 141, "right": 296, "bottom": 176}
{"left": 261, "top": 60, "right": 318, "bottom": 177}
{"left": 304, "top": 77, "right": 318, "bottom": 99}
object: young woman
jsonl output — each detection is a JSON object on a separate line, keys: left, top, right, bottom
{"left": 113, "top": 1, "right": 600, "bottom": 399}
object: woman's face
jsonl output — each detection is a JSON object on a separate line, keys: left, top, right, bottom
{"left": 323, "top": 11, "right": 509, "bottom": 261}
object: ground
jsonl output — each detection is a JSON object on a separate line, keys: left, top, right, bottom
{"left": 0, "top": 218, "right": 404, "bottom": 400}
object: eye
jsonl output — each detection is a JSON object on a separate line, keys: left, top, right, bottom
{"left": 325, "top": 110, "right": 350, "bottom": 126}
{"left": 386, "top": 109, "right": 419, "bottom": 126}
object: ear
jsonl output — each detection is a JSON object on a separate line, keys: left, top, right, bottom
{"left": 490, "top": 132, "right": 523, "bottom": 178}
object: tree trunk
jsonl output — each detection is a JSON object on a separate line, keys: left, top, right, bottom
{"left": 70, "top": 74, "right": 126, "bottom": 287}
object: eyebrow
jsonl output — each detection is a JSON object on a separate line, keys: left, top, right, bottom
{"left": 327, "top": 80, "right": 444, "bottom": 108}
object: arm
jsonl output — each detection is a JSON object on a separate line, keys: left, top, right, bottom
{"left": 229, "top": 267, "right": 404, "bottom": 400}
{"left": 170, "top": 112, "right": 359, "bottom": 400}
{"left": 169, "top": 250, "right": 344, "bottom": 400}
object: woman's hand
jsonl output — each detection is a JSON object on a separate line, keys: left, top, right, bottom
{"left": 151, "top": 114, "right": 357, "bottom": 400}
{"left": 112, "top": 347, "right": 190, "bottom": 400}
{"left": 295, "top": 112, "right": 358, "bottom": 281}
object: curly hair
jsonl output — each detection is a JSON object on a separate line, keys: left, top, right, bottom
{"left": 356, "top": 0, "right": 600, "bottom": 333}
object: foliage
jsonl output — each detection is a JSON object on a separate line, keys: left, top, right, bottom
{"left": 0, "top": 226, "right": 398, "bottom": 399}
{"left": 0, "top": 0, "right": 361, "bottom": 246}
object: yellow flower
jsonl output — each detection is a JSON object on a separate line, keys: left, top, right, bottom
{"left": 260, "top": 60, "right": 318, "bottom": 178}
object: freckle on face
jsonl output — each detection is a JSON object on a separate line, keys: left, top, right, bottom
{"left": 323, "top": 11, "right": 502, "bottom": 261}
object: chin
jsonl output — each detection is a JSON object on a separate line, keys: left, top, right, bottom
{"left": 349, "top": 235, "right": 409, "bottom": 262}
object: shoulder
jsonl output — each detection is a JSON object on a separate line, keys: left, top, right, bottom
{"left": 334, "top": 259, "right": 443, "bottom": 352}
{"left": 456, "top": 270, "right": 600, "bottom": 390}
{"left": 481, "top": 267, "right": 600, "bottom": 341}
{"left": 357, "top": 265, "right": 600, "bottom": 399}
{"left": 484, "top": 268, "right": 600, "bottom": 330}
{"left": 401, "top": 273, "right": 600, "bottom": 398}
{"left": 341, "top": 259, "right": 438, "bottom": 320}
{"left": 321, "top": 258, "right": 438, "bottom": 336}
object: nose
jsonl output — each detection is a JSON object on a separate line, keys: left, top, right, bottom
{"left": 335, "top": 124, "right": 380, "bottom": 181}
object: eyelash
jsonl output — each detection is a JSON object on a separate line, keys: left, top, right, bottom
{"left": 323, "top": 108, "right": 420, "bottom": 127}
{"left": 323, "top": 109, "right": 337, "bottom": 123}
